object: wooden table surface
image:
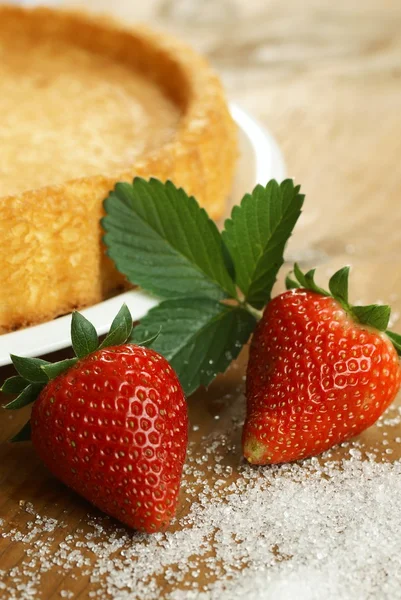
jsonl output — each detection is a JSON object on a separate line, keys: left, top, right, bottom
{"left": 1, "top": 1, "right": 401, "bottom": 598}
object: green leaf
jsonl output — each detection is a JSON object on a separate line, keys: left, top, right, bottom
{"left": 131, "top": 298, "right": 257, "bottom": 396}
{"left": 4, "top": 383, "right": 43, "bottom": 410}
{"left": 10, "top": 355, "right": 50, "bottom": 383}
{"left": 352, "top": 305, "right": 391, "bottom": 332}
{"left": 222, "top": 179, "right": 304, "bottom": 309}
{"left": 11, "top": 420, "right": 32, "bottom": 443}
{"left": 329, "top": 267, "right": 350, "bottom": 306}
{"left": 103, "top": 178, "right": 237, "bottom": 301}
{"left": 291, "top": 264, "right": 329, "bottom": 296}
{"left": 293, "top": 263, "right": 308, "bottom": 288}
{"left": 1, "top": 376, "right": 27, "bottom": 395}
{"left": 131, "top": 327, "right": 162, "bottom": 348}
{"left": 303, "top": 268, "right": 329, "bottom": 297}
{"left": 71, "top": 311, "right": 99, "bottom": 358}
{"left": 41, "top": 358, "right": 78, "bottom": 380}
{"left": 386, "top": 330, "right": 401, "bottom": 355}
{"left": 285, "top": 272, "right": 299, "bottom": 290}
{"left": 98, "top": 304, "right": 133, "bottom": 350}
{"left": 221, "top": 240, "right": 236, "bottom": 283}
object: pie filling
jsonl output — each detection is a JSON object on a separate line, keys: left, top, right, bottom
{"left": 0, "top": 32, "right": 180, "bottom": 197}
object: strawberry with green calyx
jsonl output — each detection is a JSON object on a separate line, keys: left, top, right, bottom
{"left": 243, "top": 264, "right": 401, "bottom": 465}
{"left": 1, "top": 306, "right": 188, "bottom": 533}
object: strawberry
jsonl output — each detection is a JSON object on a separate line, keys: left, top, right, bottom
{"left": 243, "top": 265, "right": 401, "bottom": 465}
{"left": 1, "top": 306, "right": 188, "bottom": 533}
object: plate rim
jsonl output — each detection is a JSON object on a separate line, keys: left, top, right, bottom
{"left": 0, "top": 103, "right": 285, "bottom": 366}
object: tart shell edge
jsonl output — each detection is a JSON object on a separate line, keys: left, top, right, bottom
{"left": 0, "top": 6, "right": 237, "bottom": 333}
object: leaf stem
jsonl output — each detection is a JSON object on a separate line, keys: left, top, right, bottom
{"left": 243, "top": 303, "right": 263, "bottom": 322}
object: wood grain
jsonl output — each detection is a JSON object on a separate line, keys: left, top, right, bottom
{"left": 1, "top": 0, "right": 401, "bottom": 597}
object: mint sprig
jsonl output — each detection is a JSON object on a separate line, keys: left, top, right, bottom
{"left": 286, "top": 264, "right": 400, "bottom": 345}
{"left": 103, "top": 178, "right": 303, "bottom": 395}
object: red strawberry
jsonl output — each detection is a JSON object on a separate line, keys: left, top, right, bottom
{"left": 243, "top": 265, "right": 401, "bottom": 465}
{"left": 2, "top": 307, "right": 188, "bottom": 533}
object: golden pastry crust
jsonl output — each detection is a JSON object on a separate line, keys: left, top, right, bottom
{"left": 0, "top": 6, "right": 237, "bottom": 334}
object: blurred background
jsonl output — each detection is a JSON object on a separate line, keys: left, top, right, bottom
{"left": 8, "top": 0, "right": 401, "bottom": 298}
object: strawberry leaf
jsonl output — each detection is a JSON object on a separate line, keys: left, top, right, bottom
{"left": 303, "top": 269, "right": 329, "bottom": 296}
{"left": 98, "top": 304, "right": 133, "bottom": 350}
{"left": 291, "top": 264, "right": 328, "bottom": 296}
{"left": 71, "top": 311, "right": 99, "bottom": 358}
{"left": 352, "top": 305, "right": 391, "bottom": 332}
{"left": 285, "top": 273, "right": 299, "bottom": 290}
{"left": 103, "top": 178, "right": 237, "bottom": 301}
{"left": 329, "top": 267, "right": 350, "bottom": 307}
{"left": 222, "top": 180, "right": 304, "bottom": 309}
{"left": 293, "top": 263, "right": 308, "bottom": 288}
{"left": 133, "top": 327, "right": 162, "bottom": 348}
{"left": 11, "top": 420, "right": 32, "bottom": 443}
{"left": 221, "top": 239, "right": 236, "bottom": 283}
{"left": 4, "top": 383, "right": 44, "bottom": 410}
{"left": 131, "top": 298, "right": 257, "bottom": 396}
{"left": 41, "top": 358, "right": 78, "bottom": 380}
{"left": 386, "top": 330, "right": 401, "bottom": 355}
{"left": 10, "top": 355, "right": 50, "bottom": 383}
{"left": 1, "top": 375, "right": 27, "bottom": 395}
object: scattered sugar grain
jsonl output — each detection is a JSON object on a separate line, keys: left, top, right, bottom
{"left": 2, "top": 399, "right": 401, "bottom": 599}
{"left": 2, "top": 448, "right": 401, "bottom": 600}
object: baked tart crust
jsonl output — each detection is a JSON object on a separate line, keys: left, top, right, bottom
{"left": 0, "top": 6, "right": 237, "bottom": 333}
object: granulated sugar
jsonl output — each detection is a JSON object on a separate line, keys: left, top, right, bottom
{"left": 1, "top": 401, "right": 401, "bottom": 599}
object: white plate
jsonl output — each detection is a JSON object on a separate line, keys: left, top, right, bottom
{"left": 0, "top": 104, "right": 285, "bottom": 366}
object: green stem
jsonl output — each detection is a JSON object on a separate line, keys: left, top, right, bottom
{"left": 243, "top": 303, "right": 263, "bottom": 321}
